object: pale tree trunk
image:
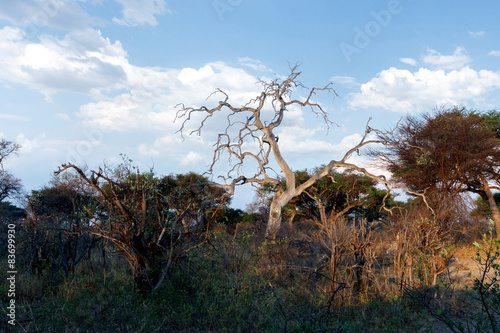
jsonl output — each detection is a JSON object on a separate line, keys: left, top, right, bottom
{"left": 265, "top": 130, "right": 296, "bottom": 239}
{"left": 480, "top": 175, "right": 500, "bottom": 235}
{"left": 266, "top": 191, "right": 295, "bottom": 239}
{"left": 266, "top": 198, "right": 282, "bottom": 239}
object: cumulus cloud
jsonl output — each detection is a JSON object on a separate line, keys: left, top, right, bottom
{"left": 422, "top": 47, "right": 471, "bottom": 70}
{"left": 489, "top": 50, "right": 500, "bottom": 57}
{"left": 0, "top": 27, "right": 128, "bottom": 97}
{"left": 0, "top": 25, "right": 273, "bottom": 142}
{"left": 112, "top": 0, "right": 170, "bottom": 26}
{"left": 347, "top": 48, "right": 499, "bottom": 114}
{"left": 348, "top": 48, "right": 500, "bottom": 113}
{"left": 0, "top": 25, "right": 285, "bottom": 157}
{"left": 0, "top": 22, "right": 326, "bottom": 175}
{"left": 278, "top": 126, "right": 330, "bottom": 154}
{"left": 0, "top": 25, "right": 264, "bottom": 133}
{"left": 78, "top": 61, "right": 261, "bottom": 132}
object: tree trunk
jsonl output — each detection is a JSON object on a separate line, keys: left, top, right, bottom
{"left": 318, "top": 202, "right": 327, "bottom": 226}
{"left": 266, "top": 195, "right": 284, "bottom": 239}
{"left": 480, "top": 175, "right": 500, "bottom": 235}
{"left": 266, "top": 191, "right": 295, "bottom": 239}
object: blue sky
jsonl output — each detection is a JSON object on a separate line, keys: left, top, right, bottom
{"left": 1, "top": 0, "right": 499, "bottom": 208}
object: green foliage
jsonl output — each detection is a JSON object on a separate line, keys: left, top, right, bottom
{"left": 1, "top": 221, "right": 459, "bottom": 332}
{"left": 483, "top": 109, "right": 500, "bottom": 139}
{"left": 263, "top": 166, "right": 397, "bottom": 224}
{"left": 470, "top": 223, "right": 500, "bottom": 332}
{"left": 381, "top": 107, "right": 500, "bottom": 199}
{"left": 0, "top": 201, "right": 25, "bottom": 222}
{"left": 0, "top": 138, "right": 22, "bottom": 203}
{"left": 472, "top": 192, "right": 500, "bottom": 218}
{"left": 405, "top": 223, "right": 500, "bottom": 333}
{"left": 17, "top": 160, "right": 231, "bottom": 294}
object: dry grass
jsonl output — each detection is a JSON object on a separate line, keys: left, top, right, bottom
{"left": 2, "top": 218, "right": 498, "bottom": 333}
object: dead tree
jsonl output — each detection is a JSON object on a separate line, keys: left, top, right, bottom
{"left": 176, "top": 65, "right": 430, "bottom": 239}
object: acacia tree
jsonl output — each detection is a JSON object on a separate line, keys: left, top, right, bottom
{"left": 54, "top": 162, "right": 227, "bottom": 293}
{"left": 0, "top": 139, "right": 22, "bottom": 202}
{"left": 377, "top": 108, "right": 500, "bottom": 233}
{"left": 176, "top": 66, "right": 426, "bottom": 238}
{"left": 22, "top": 182, "right": 98, "bottom": 276}
{"left": 261, "top": 168, "right": 395, "bottom": 227}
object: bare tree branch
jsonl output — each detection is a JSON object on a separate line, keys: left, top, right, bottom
{"left": 175, "top": 66, "right": 430, "bottom": 238}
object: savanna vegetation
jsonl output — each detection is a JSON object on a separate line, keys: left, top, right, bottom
{"left": 1, "top": 70, "right": 500, "bottom": 332}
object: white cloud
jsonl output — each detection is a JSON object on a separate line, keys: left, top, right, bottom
{"left": 469, "top": 31, "right": 485, "bottom": 37}
{"left": 139, "top": 135, "right": 211, "bottom": 170}
{"left": 489, "top": 50, "right": 500, "bottom": 57}
{"left": 334, "top": 133, "right": 364, "bottom": 152}
{"left": 238, "top": 57, "right": 272, "bottom": 72}
{"left": 277, "top": 126, "right": 364, "bottom": 155}
{"left": 0, "top": 27, "right": 128, "bottom": 97}
{"left": 400, "top": 57, "right": 417, "bottom": 66}
{"left": 0, "top": 25, "right": 273, "bottom": 142}
{"left": 330, "top": 76, "right": 357, "bottom": 85}
{"left": 78, "top": 95, "right": 143, "bottom": 131}
{"left": 15, "top": 132, "right": 70, "bottom": 155}
{"left": 349, "top": 48, "right": 500, "bottom": 112}
{"left": 278, "top": 126, "right": 331, "bottom": 154}
{"left": 178, "top": 65, "right": 216, "bottom": 86}
{"left": 139, "top": 132, "right": 210, "bottom": 160}
{"left": 348, "top": 66, "right": 500, "bottom": 112}
{"left": 181, "top": 151, "right": 207, "bottom": 167}
{"left": 0, "top": 113, "right": 29, "bottom": 121}
{"left": 138, "top": 134, "right": 185, "bottom": 156}
{"left": 112, "top": 0, "right": 169, "bottom": 26}
{"left": 0, "top": 0, "right": 101, "bottom": 30}
{"left": 422, "top": 47, "right": 471, "bottom": 70}
{"left": 78, "top": 61, "right": 261, "bottom": 132}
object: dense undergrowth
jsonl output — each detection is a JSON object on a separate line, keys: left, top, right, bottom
{"left": 1, "top": 218, "right": 498, "bottom": 333}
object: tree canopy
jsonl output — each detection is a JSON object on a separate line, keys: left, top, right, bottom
{"left": 377, "top": 107, "right": 500, "bottom": 232}
{"left": 274, "top": 167, "right": 397, "bottom": 226}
